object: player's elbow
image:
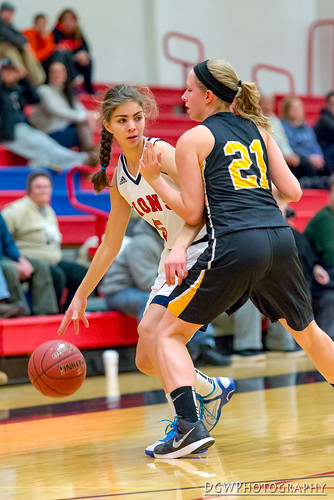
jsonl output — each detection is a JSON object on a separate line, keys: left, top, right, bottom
{"left": 284, "top": 185, "right": 303, "bottom": 203}
{"left": 276, "top": 181, "right": 302, "bottom": 203}
{"left": 184, "top": 211, "right": 203, "bottom": 226}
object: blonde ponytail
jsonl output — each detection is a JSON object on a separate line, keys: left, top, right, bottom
{"left": 206, "top": 59, "right": 273, "bottom": 133}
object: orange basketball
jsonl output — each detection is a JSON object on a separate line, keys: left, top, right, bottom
{"left": 28, "top": 340, "right": 86, "bottom": 398}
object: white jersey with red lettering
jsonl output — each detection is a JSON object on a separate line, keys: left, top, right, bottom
{"left": 115, "top": 137, "right": 206, "bottom": 251}
{"left": 116, "top": 137, "right": 208, "bottom": 304}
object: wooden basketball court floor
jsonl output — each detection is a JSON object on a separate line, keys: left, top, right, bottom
{"left": 1, "top": 354, "right": 333, "bottom": 500}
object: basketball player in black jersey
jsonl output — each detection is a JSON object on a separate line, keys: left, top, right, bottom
{"left": 139, "top": 58, "right": 334, "bottom": 458}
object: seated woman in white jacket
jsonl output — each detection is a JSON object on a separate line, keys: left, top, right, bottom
{"left": 30, "top": 61, "right": 96, "bottom": 152}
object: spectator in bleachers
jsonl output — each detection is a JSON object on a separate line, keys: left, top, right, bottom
{"left": 259, "top": 94, "right": 307, "bottom": 173}
{"left": 2, "top": 171, "right": 90, "bottom": 312}
{"left": 0, "top": 211, "right": 58, "bottom": 315}
{"left": 314, "top": 91, "right": 334, "bottom": 175}
{"left": 279, "top": 194, "right": 334, "bottom": 340}
{"left": 211, "top": 299, "right": 266, "bottom": 361}
{"left": 0, "top": 265, "right": 25, "bottom": 317}
{"left": 52, "top": 9, "right": 94, "bottom": 94}
{"left": 0, "top": 57, "right": 97, "bottom": 169}
{"left": 211, "top": 299, "right": 301, "bottom": 360}
{"left": 30, "top": 61, "right": 96, "bottom": 152}
{"left": 0, "top": 2, "right": 45, "bottom": 87}
{"left": 100, "top": 218, "right": 231, "bottom": 366}
{"left": 213, "top": 194, "right": 333, "bottom": 349}
{"left": 304, "top": 174, "right": 334, "bottom": 271}
{"left": 281, "top": 96, "right": 325, "bottom": 179}
{"left": 303, "top": 174, "right": 334, "bottom": 338}
{"left": 22, "top": 13, "right": 55, "bottom": 70}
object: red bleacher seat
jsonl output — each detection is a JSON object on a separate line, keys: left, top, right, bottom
{"left": 150, "top": 85, "right": 185, "bottom": 110}
{"left": 77, "top": 93, "right": 104, "bottom": 111}
{"left": 0, "top": 147, "right": 27, "bottom": 167}
{"left": 290, "top": 189, "right": 328, "bottom": 210}
{"left": 290, "top": 189, "right": 328, "bottom": 231}
{"left": 78, "top": 84, "right": 185, "bottom": 113}
{"left": 58, "top": 215, "right": 101, "bottom": 246}
{"left": 0, "top": 312, "right": 138, "bottom": 356}
{"left": 0, "top": 189, "right": 24, "bottom": 208}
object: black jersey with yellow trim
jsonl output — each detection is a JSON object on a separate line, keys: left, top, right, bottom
{"left": 200, "top": 112, "right": 289, "bottom": 239}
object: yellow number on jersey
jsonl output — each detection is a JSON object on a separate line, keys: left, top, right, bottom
{"left": 224, "top": 140, "right": 270, "bottom": 190}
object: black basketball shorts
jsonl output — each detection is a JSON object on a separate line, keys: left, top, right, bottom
{"left": 167, "top": 227, "right": 314, "bottom": 331}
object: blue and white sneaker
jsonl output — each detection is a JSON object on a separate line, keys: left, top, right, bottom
{"left": 197, "top": 377, "right": 235, "bottom": 432}
{"left": 153, "top": 418, "right": 214, "bottom": 459}
{"left": 145, "top": 418, "right": 178, "bottom": 457}
{"left": 145, "top": 417, "right": 209, "bottom": 457}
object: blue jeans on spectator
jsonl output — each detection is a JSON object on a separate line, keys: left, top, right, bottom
{"left": 4, "top": 123, "right": 86, "bottom": 170}
{"left": 49, "top": 124, "right": 80, "bottom": 150}
{"left": 105, "top": 288, "right": 149, "bottom": 322}
{"left": 212, "top": 299, "right": 297, "bottom": 352}
{"left": 0, "top": 267, "right": 10, "bottom": 301}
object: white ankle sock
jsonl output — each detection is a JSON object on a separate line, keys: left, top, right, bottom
{"left": 195, "top": 369, "right": 215, "bottom": 397}
{"left": 166, "top": 393, "right": 177, "bottom": 418}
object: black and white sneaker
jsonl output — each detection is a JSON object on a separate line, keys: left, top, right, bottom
{"left": 153, "top": 418, "right": 215, "bottom": 459}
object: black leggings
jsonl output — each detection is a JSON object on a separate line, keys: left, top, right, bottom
{"left": 50, "top": 260, "right": 87, "bottom": 311}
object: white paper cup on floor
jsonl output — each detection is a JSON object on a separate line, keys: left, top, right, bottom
{"left": 102, "top": 350, "right": 120, "bottom": 397}
{"left": 103, "top": 349, "right": 119, "bottom": 377}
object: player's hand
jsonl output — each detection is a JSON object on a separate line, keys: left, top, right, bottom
{"left": 165, "top": 246, "right": 188, "bottom": 286}
{"left": 139, "top": 142, "right": 162, "bottom": 184}
{"left": 57, "top": 296, "right": 89, "bottom": 336}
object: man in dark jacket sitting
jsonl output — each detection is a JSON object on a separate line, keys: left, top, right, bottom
{"left": 0, "top": 212, "right": 58, "bottom": 315}
{"left": 314, "top": 91, "right": 334, "bottom": 175}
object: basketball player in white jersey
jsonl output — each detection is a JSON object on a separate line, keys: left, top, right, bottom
{"left": 58, "top": 83, "right": 235, "bottom": 455}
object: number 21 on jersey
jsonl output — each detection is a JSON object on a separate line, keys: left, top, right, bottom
{"left": 224, "top": 139, "right": 270, "bottom": 190}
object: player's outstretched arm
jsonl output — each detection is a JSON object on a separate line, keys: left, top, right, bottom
{"left": 57, "top": 172, "right": 132, "bottom": 336}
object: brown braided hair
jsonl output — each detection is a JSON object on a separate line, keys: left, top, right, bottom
{"left": 91, "top": 83, "right": 159, "bottom": 193}
{"left": 91, "top": 125, "right": 112, "bottom": 193}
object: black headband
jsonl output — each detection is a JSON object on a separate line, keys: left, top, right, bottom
{"left": 193, "top": 60, "right": 238, "bottom": 103}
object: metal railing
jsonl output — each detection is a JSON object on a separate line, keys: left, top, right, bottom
{"left": 307, "top": 19, "right": 334, "bottom": 95}
{"left": 162, "top": 31, "right": 205, "bottom": 86}
{"left": 251, "top": 63, "right": 295, "bottom": 94}
{"left": 66, "top": 166, "right": 108, "bottom": 245}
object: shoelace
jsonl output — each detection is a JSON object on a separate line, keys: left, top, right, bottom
{"left": 196, "top": 393, "right": 217, "bottom": 426}
{"left": 157, "top": 417, "right": 178, "bottom": 440}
